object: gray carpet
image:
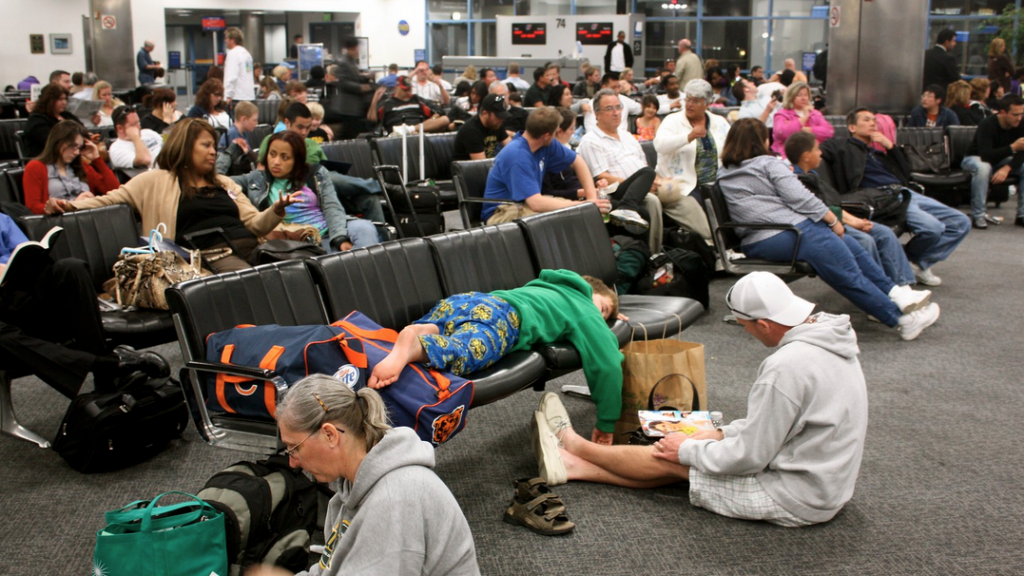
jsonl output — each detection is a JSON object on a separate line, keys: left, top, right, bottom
{"left": 2, "top": 205, "right": 1023, "bottom": 576}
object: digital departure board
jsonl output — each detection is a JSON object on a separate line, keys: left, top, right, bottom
{"left": 576, "top": 22, "right": 614, "bottom": 45}
{"left": 512, "top": 22, "right": 547, "bottom": 45}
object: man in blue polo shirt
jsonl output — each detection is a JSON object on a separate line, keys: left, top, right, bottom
{"left": 483, "top": 107, "right": 608, "bottom": 224}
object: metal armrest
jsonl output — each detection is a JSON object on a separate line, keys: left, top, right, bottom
{"left": 184, "top": 359, "right": 283, "bottom": 384}
{"left": 460, "top": 197, "right": 518, "bottom": 205}
{"left": 715, "top": 222, "right": 804, "bottom": 272}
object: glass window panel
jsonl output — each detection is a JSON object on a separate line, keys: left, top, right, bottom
{"left": 769, "top": 18, "right": 828, "bottom": 78}
{"left": 430, "top": 23, "right": 469, "bottom": 63}
{"left": 703, "top": 0, "right": 755, "bottom": 17}
{"left": 517, "top": 0, "right": 571, "bottom": 15}
{"left": 643, "top": 19, "right": 697, "bottom": 74}
{"left": 473, "top": 22, "right": 498, "bottom": 56}
{"left": 701, "top": 19, "right": 763, "bottom": 72}
{"left": 771, "top": 0, "right": 828, "bottom": 18}
{"left": 928, "top": 20, "right": 1001, "bottom": 76}
{"left": 472, "top": 0, "right": 514, "bottom": 19}
{"left": 637, "top": 0, "right": 696, "bottom": 18}
{"left": 575, "top": 0, "right": 624, "bottom": 15}
{"left": 429, "top": 0, "right": 470, "bottom": 20}
{"left": 930, "top": 0, "right": 1014, "bottom": 16}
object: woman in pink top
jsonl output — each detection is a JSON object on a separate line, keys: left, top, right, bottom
{"left": 771, "top": 82, "right": 833, "bottom": 156}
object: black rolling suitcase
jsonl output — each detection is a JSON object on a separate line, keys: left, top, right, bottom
{"left": 53, "top": 373, "right": 190, "bottom": 473}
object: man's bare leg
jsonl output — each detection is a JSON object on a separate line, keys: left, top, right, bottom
{"left": 368, "top": 324, "right": 439, "bottom": 388}
{"left": 421, "top": 115, "right": 451, "bottom": 133}
{"left": 559, "top": 426, "right": 689, "bottom": 485}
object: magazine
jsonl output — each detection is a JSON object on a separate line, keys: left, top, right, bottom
{"left": 66, "top": 98, "right": 102, "bottom": 123}
{"left": 639, "top": 410, "right": 714, "bottom": 437}
{"left": 0, "top": 226, "right": 62, "bottom": 287}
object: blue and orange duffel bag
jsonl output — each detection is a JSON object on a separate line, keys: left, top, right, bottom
{"left": 203, "top": 311, "right": 474, "bottom": 446}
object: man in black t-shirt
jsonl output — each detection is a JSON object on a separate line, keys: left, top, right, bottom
{"left": 367, "top": 75, "right": 452, "bottom": 134}
{"left": 524, "top": 66, "right": 558, "bottom": 107}
{"left": 960, "top": 94, "right": 1024, "bottom": 228}
{"left": 453, "top": 94, "right": 512, "bottom": 161}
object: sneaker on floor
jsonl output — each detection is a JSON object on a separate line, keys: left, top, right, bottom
{"left": 897, "top": 302, "right": 941, "bottom": 341}
{"left": 973, "top": 216, "right": 988, "bottom": 229}
{"left": 888, "top": 284, "right": 932, "bottom": 314}
{"left": 538, "top": 392, "right": 572, "bottom": 439}
{"left": 985, "top": 214, "right": 1004, "bottom": 225}
{"left": 911, "top": 263, "right": 942, "bottom": 286}
{"left": 608, "top": 209, "right": 649, "bottom": 230}
{"left": 531, "top": 411, "right": 567, "bottom": 486}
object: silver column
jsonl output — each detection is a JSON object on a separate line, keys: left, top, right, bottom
{"left": 89, "top": 0, "right": 137, "bottom": 90}
{"left": 241, "top": 11, "right": 266, "bottom": 65}
{"left": 827, "top": 0, "right": 928, "bottom": 115}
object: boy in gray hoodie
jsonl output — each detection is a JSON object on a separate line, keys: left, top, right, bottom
{"left": 533, "top": 271, "right": 868, "bottom": 526}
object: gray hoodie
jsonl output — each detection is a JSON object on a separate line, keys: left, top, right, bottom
{"left": 678, "top": 313, "right": 868, "bottom": 523}
{"left": 300, "top": 427, "right": 480, "bottom": 576}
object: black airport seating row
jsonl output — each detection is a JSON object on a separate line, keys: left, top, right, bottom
{"left": 166, "top": 202, "right": 706, "bottom": 453}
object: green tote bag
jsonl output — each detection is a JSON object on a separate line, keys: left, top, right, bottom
{"left": 93, "top": 491, "right": 228, "bottom": 576}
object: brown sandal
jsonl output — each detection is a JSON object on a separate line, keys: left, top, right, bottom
{"left": 503, "top": 478, "right": 575, "bottom": 536}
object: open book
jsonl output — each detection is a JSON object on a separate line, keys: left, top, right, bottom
{"left": 639, "top": 410, "right": 714, "bottom": 438}
{"left": 0, "top": 226, "right": 62, "bottom": 287}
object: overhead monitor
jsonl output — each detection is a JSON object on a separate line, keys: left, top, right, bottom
{"left": 512, "top": 22, "right": 547, "bottom": 45}
{"left": 576, "top": 22, "right": 614, "bottom": 46}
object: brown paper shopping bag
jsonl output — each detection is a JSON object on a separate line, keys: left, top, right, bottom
{"left": 614, "top": 339, "right": 708, "bottom": 444}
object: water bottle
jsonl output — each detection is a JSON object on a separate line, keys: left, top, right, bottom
{"left": 598, "top": 189, "right": 610, "bottom": 223}
{"left": 710, "top": 411, "right": 724, "bottom": 428}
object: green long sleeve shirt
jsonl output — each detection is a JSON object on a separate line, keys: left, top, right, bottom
{"left": 493, "top": 269, "right": 624, "bottom": 432}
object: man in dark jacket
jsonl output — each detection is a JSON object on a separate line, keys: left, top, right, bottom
{"left": 322, "top": 38, "right": 374, "bottom": 140}
{"left": 960, "top": 94, "right": 1024, "bottom": 228}
{"left": 604, "top": 31, "right": 633, "bottom": 80}
{"left": 923, "top": 29, "right": 961, "bottom": 90}
{"left": 907, "top": 84, "right": 959, "bottom": 128}
{"left": 820, "top": 108, "right": 970, "bottom": 287}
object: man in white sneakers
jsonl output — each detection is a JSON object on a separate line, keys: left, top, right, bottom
{"left": 532, "top": 271, "right": 873, "bottom": 527}
{"left": 223, "top": 27, "right": 256, "bottom": 105}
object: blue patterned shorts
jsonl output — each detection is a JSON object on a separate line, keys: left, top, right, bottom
{"left": 413, "top": 292, "right": 521, "bottom": 376}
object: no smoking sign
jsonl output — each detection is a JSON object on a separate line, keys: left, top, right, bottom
{"left": 101, "top": 14, "right": 117, "bottom": 30}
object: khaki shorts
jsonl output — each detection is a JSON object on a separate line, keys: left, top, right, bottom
{"left": 485, "top": 203, "right": 537, "bottom": 225}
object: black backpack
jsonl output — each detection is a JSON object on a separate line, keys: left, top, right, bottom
{"left": 636, "top": 248, "right": 711, "bottom": 309}
{"left": 197, "top": 454, "right": 328, "bottom": 575}
{"left": 610, "top": 235, "right": 652, "bottom": 295}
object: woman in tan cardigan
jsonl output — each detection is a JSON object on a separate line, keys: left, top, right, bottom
{"left": 44, "top": 118, "right": 298, "bottom": 272}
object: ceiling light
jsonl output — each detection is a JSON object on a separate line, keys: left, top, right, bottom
{"left": 452, "top": 11, "right": 462, "bottom": 20}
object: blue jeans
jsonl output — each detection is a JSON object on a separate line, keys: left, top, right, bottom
{"left": 322, "top": 219, "right": 380, "bottom": 252}
{"left": 846, "top": 226, "right": 916, "bottom": 286}
{"left": 327, "top": 173, "right": 387, "bottom": 224}
{"left": 961, "top": 156, "right": 1024, "bottom": 219}
{"left": 742, "top": 219, "right": 901, "bottom": 327}
{"left": 902, "top": 190, "right": 971, "bottom": 270}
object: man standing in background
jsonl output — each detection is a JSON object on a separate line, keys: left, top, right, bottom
{"left": 675, "top": 39, "right": 703, "bottom": 86}
{"left": 137, "top": 41, "right": 160, "bottom": 85}
{"left": 223, "top": 28, "right": 256, "bottom": 106}
{"left": 923, "top": 29, "right": 961, "bottom": 90}
{"left": 605, "top": 31, "right": 633, "bottom": 80}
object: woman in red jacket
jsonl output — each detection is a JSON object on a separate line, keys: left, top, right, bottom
{"left": 22, "top": 120, "right": 119, "bottom": 214}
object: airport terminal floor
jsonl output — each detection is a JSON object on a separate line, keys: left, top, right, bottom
{"left": 1, "top": 203, "right": 1022, "bottom": 575}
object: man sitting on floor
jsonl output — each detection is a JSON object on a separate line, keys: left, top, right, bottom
{"left": 481, "top": 107, "right": 607, "bottom": 225}
{"left": 532, "top": 271, "right": 868, "bottom": 526}
{"left": 368, "top": 269, "right": 624, "bottom": 445}
{"left": 821, "top": 108, "right": 971, "bottom": 286}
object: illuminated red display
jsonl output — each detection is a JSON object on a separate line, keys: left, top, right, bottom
{"left": 512, "top": 22, "right": 547, "bottom": 45}
{"left": 576, "top": 22, "right": 614, "bottom": 45}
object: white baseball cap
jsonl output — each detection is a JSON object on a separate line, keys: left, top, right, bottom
{"left": 726, "top": 272, "right": 815, "bottom": 327}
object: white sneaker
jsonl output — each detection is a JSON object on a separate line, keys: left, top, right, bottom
{"left": 538, "top": 392, "right": 572, "bottom": 439}
{"left": 531, "top": 410, "right": 567, "bottom": 486}
{"left": 608, "top": 209, "right": 650, "bottom": 230}
{"left": 888, "top": 284, "right": 932, "bottom": 314}
{"left": 911, "top": 263, "right": 942, "bottom": 286}
{"left": 897, "top": 302, "right": 941, "bottom": 341}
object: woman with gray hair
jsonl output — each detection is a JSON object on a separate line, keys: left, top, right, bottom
{"left": 248, "top": 374, "right": 480, "bottom": 576}
{"left": 770, "top": 81, "right": 832, "bottom": 156}
{"left": 650, "top": 78, "right": 731, "bottom": 241}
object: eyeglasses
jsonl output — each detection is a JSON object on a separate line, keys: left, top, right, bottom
{"left": 599, "top": 104, "right": 624, "bottom": 113}
{"left": 684, "top": 97, "right": 707, "bottom": 106}
{"left": 283, "top": 392, "right": 339, "bottom": 459}
{"left": 725, "top": 284, "right": 757, "bottom": 321}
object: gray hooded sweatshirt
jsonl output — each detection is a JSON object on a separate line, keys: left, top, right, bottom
{"left": 300, "top": 427, "right": 480, "bottom": 576}
{"left": 678, "top": 312, "right": 869, "bottom": 523}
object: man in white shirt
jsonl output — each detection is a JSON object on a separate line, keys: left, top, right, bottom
{"left": 108, "top": 107, "right": 161, "bottom": 179}
{"left": 583, "top": 74, "right": 642, "bottom": 135}
{"left": 652, "top": 79, "right": 727, "bottom": 241}
{"left": 72, "top": 73, "right": 98, "bottom": 101}
{"left": 656, "top": 74, "right": 683, "bottom": 114}
{"left": 755, "top": 69, "right": 791, "bottom": 128}
{"left": 223, "top": 27, "right": 256, "bottom": 104}
{"left": 504, "top": 63, "right": 532, "bottom": 92}
{"left": 734, "top": 78, "right": 777, "bottom": 124}
{"left": 604, "top": 31, "right": 633, "bottom": 79}
{"left": 411, "top": 60, "right": 451, "bottom": 106}
{"left": 578, "top": 89, "right": 675, "bottom": 251}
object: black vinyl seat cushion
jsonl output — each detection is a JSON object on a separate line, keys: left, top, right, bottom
{"left": 19, "top": 205, "right": 176, "bottom": 347}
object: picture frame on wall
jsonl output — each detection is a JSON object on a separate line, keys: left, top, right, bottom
{"left": 50, "top": 34, "right": 72, "bottom": 55}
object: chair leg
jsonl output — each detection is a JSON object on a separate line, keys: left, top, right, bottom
{"left": 0, "top": 372, "right": 52, "bottom": 448}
